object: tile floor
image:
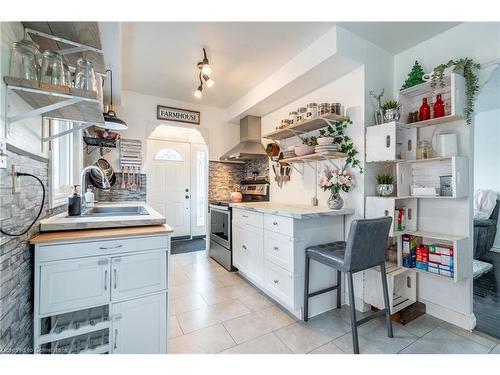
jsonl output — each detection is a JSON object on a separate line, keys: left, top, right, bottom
{"left": 168, "top": 251, "right": 500, "bottom": 354}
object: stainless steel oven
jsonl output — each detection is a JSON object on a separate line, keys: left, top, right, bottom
{"left": 209, "top": 203, "right": 233, "bottom": 270}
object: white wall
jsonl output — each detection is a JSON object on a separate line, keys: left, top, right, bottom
{"left": 262, "top": 67, "right": 365, "bottom": 217}
{"left": 393, "top": 22, "right": 500, "bottom": 329}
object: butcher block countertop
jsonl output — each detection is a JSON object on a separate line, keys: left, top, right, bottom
{"left": 30, "top": 224, "right": 173, "bottom": 245}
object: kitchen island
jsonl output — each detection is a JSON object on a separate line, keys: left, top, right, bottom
{"left": 229, "top": 202, "right": 354, "bottom": 319}
{"left": 31, "top": 204, "right": 172, "bottom": 354}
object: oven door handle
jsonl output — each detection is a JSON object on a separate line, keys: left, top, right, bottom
{"left": 209, "top": 205, "right": 230, "bottom": 212}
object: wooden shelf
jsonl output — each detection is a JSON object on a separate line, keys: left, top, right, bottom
{"left": 23, "top": 22, "right": 106, "bottom": 74}
{"left": 404, "top": 115, "right": 463, "bottom": 128}
{"left": 392, "top": 230, "right": 467, "bottom": 241}
{"left": 4, "top": 76, "right": 104, "bottom": 125}
{"left": 280, "top": 151, "right": 348, "bottom": 164}
{"left": 263, "top": 113, "right": 349, "bottom": 140}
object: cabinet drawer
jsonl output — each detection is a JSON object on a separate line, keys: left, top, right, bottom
{"left": 232, "top": 208, "right": 263, "bottom": 228}
{"left": 39, "top": 257, "right": 110, "bottom": 315}
{"left": 111, "top": 251, "right": 167, "bottom": 301}
{"left": 264, "top": 261, "right": 294, "bottom": 308}
{"left": 264, "top": 214, "right": 293, "bottom": 236}
{"left": 37, "top": 235, "right": 169, "bottom": 262}
{"left": 264, "top": 230, "right": 293, "bottom": 272}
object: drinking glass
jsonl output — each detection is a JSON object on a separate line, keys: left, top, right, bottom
{"left": 40, "top": 50, "right": 65, "bottom": 86}
{"left": 74, "top": 58, "right": 96, "bottom": 91}
{"left": 10, "top": 38, "right": 40, "bottom": 80}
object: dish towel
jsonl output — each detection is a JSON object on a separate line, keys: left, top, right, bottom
{"left": 474, "top": 189, "right": 498, "bottom": 219}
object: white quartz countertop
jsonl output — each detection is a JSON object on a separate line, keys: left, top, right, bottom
{"left": 229, "top": 202, "right": 354, "bottom": 219}
{"left": 39, "top": 201, "right": 167, "bottom": 232}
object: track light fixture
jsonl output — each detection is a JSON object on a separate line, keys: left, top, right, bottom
{"left": 193, "top": 48, "right": 214, "bottom": 98}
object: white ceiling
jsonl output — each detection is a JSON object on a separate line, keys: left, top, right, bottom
{"left": 120, "top": 22, "right": 461, "bottom": 108}
{"left": 338, "top": 22, "right": 461, "bottom": 54}
{"left": 121, "top": 22, "right": 335, "bottom": 108}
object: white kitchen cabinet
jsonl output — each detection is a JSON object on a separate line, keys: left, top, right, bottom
{"left": 111, "top": 293, "right": 167, "bottom": 354}
{"left": 111, "top": 251, "right": 167, "bottom": 301}
{"left": 232, "top": 208, "right": 350, "bottom": 319}
{"left": 39, "top": 257, "right": 111, "bottom": 315}
{"left": 366, "top": 122, "right": 417, "bottom": 162}
{"left": 32, "top": 229, "right": 170, "bottom": 354}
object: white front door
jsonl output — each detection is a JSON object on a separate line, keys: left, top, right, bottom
{"left": 147, "top": 140, "right": 191, "bottom": 237}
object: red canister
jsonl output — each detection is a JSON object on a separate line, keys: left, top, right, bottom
{"left": 433, "top": 94, "right": 445, "bottom": 118}
{"left": 419, "top": 97, "right": 431, "bottom": 121}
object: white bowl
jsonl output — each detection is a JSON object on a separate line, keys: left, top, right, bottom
{"left": 294, "top": 145, "right": 315, "bottom": 156}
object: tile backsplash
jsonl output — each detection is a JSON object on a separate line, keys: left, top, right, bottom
{"left": 93, "top": 172, "right": 146, "bottom": 202}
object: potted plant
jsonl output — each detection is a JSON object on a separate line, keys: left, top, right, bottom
{"left": 376, "top": 174, "right": 394, "bottom": 197}
{"left": 294, "top": 136, "right": 317, "bottom": 156}
{"left": 319, "top": 167, "right": 355, "bottom": 209}
{"left": 382, "top": 100, "right": 401, "bottom": 122}
{"left": 318, "top": 126, "right": 334, "bottom": 145}
{"left": 265, "top": 142, "right": 280, "bottom": 158}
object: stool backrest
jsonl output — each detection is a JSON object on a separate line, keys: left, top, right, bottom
{"left": 344, "top": 217, "right": 392, "bottom": 272}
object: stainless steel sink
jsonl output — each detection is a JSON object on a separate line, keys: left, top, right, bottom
{"left": 82, "top": 206, "right": 149, "bottom": 217}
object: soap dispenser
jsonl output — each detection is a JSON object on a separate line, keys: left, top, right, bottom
{"left": 68, "top": 185, "right": 82, "bottom": 216}
{"left": 84, "top": 187, "right": 95, "bottom": 208}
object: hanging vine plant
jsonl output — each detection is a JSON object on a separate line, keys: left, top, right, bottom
{"left": 319, "top": 119, "right": 363, "bottom": 173}
{"left": 430, "top": 58, "right": 481, "bottom": 125}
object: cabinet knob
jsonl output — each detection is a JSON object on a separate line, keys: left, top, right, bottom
{"left": 273, "top": 279, "right": 279, "bottom": 284}
{"left": 274, "top": 246, "right": 279, "bottom": 251}
{"left": 242, "top": 245, "right": 247, "bottom": 250}
{"left": 273, "top": 221, "right": 278, "bottom": 226}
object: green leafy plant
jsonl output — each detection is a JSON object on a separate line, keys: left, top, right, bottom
{"left": 376, "top": 174, "right": 394, "bottom": 185}
{"left": 302, "top": 136, "right": 318, "bottom": 146}
{"left": 430, "top": 58, "right": 480, "bottom": 125}
{"left": 328, "top": 119, "right": 363, "bottom": 173}
{"left": 382, "top": 100, "right": 401, "bottom": 112}
{"left": 401, "top": 61, "right": 425, "bottom": 90}
{"left": 318, "top": 127, "right": 333, "bottom": 138}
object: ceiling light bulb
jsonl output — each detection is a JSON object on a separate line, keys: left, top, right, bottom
{"left": 203, "top": 74, "right": 215, "bottom": 88}
{"left": 201, "top": 63, "right": 211, "bottom": 75}
{"left": 194, "top": 85, "right": 203, "bottom": 98}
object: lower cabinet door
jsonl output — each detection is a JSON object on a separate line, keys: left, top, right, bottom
{"left": 111, "top": 293, "right": 167, "bottom": 354}
{"left": 39, "top": 257, "right": 110, "bottom": 315}
{"left": 111, "top": 251, "right": 167, "bottom": 301}
{"left": 232, "top": 224, "right": 247, "bottom": 271}
{"left": 246, "top": 224, "right": 264, "bottom": 285}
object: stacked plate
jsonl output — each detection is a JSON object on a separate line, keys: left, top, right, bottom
{"left": 282, "top": 150, "right": 296, "bottom": 159}
{"left": 315, "top": 144, "right": 339, "bottom": 153}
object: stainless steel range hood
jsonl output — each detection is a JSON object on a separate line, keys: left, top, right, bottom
{"left": 220, "top": 115, "right": 267, "bottom": 161}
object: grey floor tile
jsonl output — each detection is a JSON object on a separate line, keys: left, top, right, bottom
{"left": 274, "top": 322, "right": 332, "bottom": 353}
{"left": 223, "top": 305, "right": 295, "bottom": 344}
{"left": 309, "top": 342, "right": 346, "bottom": 354}
{"left": 490, "top": 345, "right": 500, "bottom": 354}
{"left": 176, "top": 299, "right": 251, "bottom": 333}
{"left": 200, "top": 283, "right": 259, "bottom": 305}
{"left": 170, "top": 293, "right": 208, "bottom": 315}
{"left": 399, "top": 314, "right": 444, "bottom": 338}
{"left": 221, "top": 333, "right": 292, "bottom": 354}
{"left": 303, "top": 310, "right": 351, "bottom": 340}
{"left": 440, "top": 322, "right": 498, "bottom": 350}
{"left": 169, "top": 316, "right": 183, "bottom": 339}
{"left": 238, "top": 292, "right": 274, "bottom": 312}
{"left": 333, "top": 317, "right": 417, "bottom": 354}
{"left": 400, "top": 326, "right": 492, "bottom": 354}
{"left": 168, "top": 324, "right": 236, "bottom": 354}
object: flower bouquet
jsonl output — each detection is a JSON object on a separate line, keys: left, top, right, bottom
{"left": 319, "top": 167, "right": 355, "bottom": 209}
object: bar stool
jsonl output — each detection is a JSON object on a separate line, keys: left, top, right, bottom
{"left": 303, "top": 217, "right": 393, "bottom": 354}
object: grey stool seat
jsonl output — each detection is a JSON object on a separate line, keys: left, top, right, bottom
{"left": 303, "top": 217, "right": 393, "bottom": 354}
{"left": 306, "top": 241, "right": 347, "bottom": 271}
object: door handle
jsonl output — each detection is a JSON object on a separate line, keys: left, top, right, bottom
{"left": 104, "top": 270, "right": 108, "bottom": 291}
{"left": 114, "top": 269, "right": 118, "bottom": 289}
{"left": 99, "top": 244, "right": 123, "bottom": 250}
{"left": 114, "top": 329, "right": 118, "bottom": 350}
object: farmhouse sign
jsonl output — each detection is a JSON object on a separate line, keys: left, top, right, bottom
{"left": 157, "top": 105, "right": 200, "bottom": 125}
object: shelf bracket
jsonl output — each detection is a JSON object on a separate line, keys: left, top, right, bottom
{"left": 8, "top": 96, "right": 83, "bottom": 124}
{"left": 290, "top": 163, "right": 303, "bottom": 176}
{"left": 42, "top": 122, "right": 91, "bottom": 143}
{"left": 25, "top": 28, "right": 103, "bottom": 55}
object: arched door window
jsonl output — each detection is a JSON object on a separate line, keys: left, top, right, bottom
{"left": 154, "top": 148, "right": 183, "bottom": 161}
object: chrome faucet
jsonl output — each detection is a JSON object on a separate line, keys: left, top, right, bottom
{"left": 80, "top": 166, "right": 111, "bottom": 214}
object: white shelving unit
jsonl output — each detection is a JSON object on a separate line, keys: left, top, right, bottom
{"left": 364, "top": 71, "right": 470, "bottom": 293}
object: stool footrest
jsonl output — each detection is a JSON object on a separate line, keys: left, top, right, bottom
{"left": 308, "top": 284, "right": 339, "bottom": 298}
{"left": 355, "top": 309, "right": 388, "bottom": 327}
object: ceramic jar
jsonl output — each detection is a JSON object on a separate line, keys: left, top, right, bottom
{"left": 318, "top": 103, "right": 331, "bottom": 116}
{"left": 288, "top": 111, "right": 298, "bottom": 126}
{"left": 297, "top": 107, "right": 307, "bottom": 122}
{"left": 376, "top": 184, "right": 394, "bottom": 197}
{"left": 306, "top": 103, "right": 318, "bottom": 120}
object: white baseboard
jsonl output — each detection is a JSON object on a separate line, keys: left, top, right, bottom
{"left": 420, "top": 298, "right": 475, "bottom": 330}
